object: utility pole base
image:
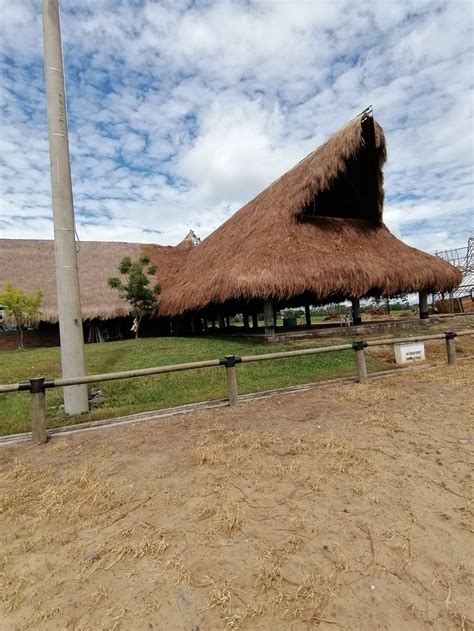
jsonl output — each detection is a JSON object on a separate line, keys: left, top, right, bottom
{"left": 64, "top": 384, "right": 89, "bottom": 415}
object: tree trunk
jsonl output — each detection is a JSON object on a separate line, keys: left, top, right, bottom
{"left": 18, "top": 325, "right": 24, "bottom": 349}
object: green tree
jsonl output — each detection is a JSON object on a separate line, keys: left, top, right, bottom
{"left": 108, "top": 255, "right": 161, "bottom": 338}
{"left": 0, "top": 283, "right": 43, "bottom": 349}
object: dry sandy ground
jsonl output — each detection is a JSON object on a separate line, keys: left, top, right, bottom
{"left": 1, "top": 362, "right": 473, "bottom": 631}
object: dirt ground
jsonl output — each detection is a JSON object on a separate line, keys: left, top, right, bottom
{"left": 1, "top": 362, "right": 473, "bottom": 631}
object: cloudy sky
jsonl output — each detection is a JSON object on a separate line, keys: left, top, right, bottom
{"left": 0, "top": 0, "right": 472, "bottom": 253}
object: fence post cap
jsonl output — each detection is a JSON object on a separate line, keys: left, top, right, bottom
{"left": 444, "top": 331, "right": 457, "bottom": 339}
{"left": 352, "top": 341, "right": 368, "bottom": 351}
{"left": 29, "top": 377, "right": 46, "bottom": 393}
{"left": 220, "top": 355, "right": 242, "bottom": 367}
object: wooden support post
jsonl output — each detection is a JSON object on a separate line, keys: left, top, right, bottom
{"left": 243, "top": 312, "right": 249, "bottom": 330}
{"left": 263, "top": 298, "right": 275, "bottom": 337}
{"left": 225, "top": 316, "right": 230, "bottom": 328}
{"left": 190, "top": 314, "right": 197, "bottom": 335}
{"left": 305, "top": 304, "right": 311, "bottom": 327}
{"left": 419, "top": 291, "right": 429, "bottom": 320}
{"left": 252, "top": 313, "right": 258, "bottom": 330}
{"left": 352, "top": 342, "right": 368, "bottom": 384}
{"left": 218, "top": 309, "right": 225, "bottom": 329}
{"left": 351, "top": 298, "right": 362, "bottom": 326}
{"left": 445, "top": 331, "right": 457, "bottom": 365}
{"left": 30, "top": 377, "right": 47, "bottom": 444}
{"left": 223, "top": 356, "right": 239, "bottom": 406}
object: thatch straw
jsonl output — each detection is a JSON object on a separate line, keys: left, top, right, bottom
{"left": 158, "top": 113, "right": 461, "bottom": 315}
{"left": 0, "top": 239, "right": 190, "bottom": 322}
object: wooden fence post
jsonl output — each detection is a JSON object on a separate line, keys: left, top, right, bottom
{"left": 351, "top": 298, "right": 362, "bottom": 325}
{"left": 352, "top": 342, "right": 368, "bottom": 383}
{"left": 221, "top": 355, "right": 240, "bottom": 406}
{"left": 30, "top": 377, "right": 47, "bottom": 444}
{"left": 445, "top": 331, "right": 457, "bottom": 366}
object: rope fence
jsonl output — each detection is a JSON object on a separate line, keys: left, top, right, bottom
{"left": 0, "top": 329, "right": 471, "bottom": 445}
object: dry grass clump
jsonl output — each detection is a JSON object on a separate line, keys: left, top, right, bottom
{"left": 275, "top": 460, "right": 301, "bottom": 480}
{"left": 105, "top": 535, "right": 168, "bottom": 569}
{"left": 255, "top": 545, "right": 290, "bottom": 593}
{"left": 282, "top": 546, "right": 348, "bottom": 623}
{"left": 255, "top": 561, "right": 283, "bottom": 593}
{"left": 224, "top": 606, "right": 266, "bottom": 630}
{"left": 134, "top": 594, "right": 161, "bottom": 617}
{"left": 38, "top": 465, "right": 120, "bottom": 523}
{"left": 206, "top": 576, "right": 265, "bottom": 630}
{"left": 0, "top": 488, "right": 30, "bottom": 516}
{"left": 412, "top": 362, "right": 474, "bottom": 387}
{"left": 88, "top": 585, "right": 111, "bottom": 611}
{"left": 318, "top": 435, "right": 366, "bottom": 474}
{"left": 194, "top": 442, "right": 227, "bottom": 466}
{"left": 166, "top": 488, "right": 186, "bottom": 506}
{"left": 194, "top": 500, "right": 217, "bottom": 521}
{"left": 0, "top": 460, "right": 123, "bottom": 522}
{"left": 0, "top": 554, "right": 30, "bottom": 613}
{"left": 29, "top": 605, "right": 64, "bottom": 627}
{"left": 6, "top": 459, "right": 45, "bottom": 481}
{"left": 50, "top": 439, "right": 71, "bottom": 453}
{"left": 229, "top": 430, "right": 279, "bottom": 451}
{"left": 355, "top": 413, "right": 399, "bottom": 431}
{"left": 213, "top": 502, "right": 243, "bottom": 535}
{"left": 287, "top": 438, "right": 310, "bottom": 453}
{"left": 164, "top": 557, "right": 191, "bottom": 586}
{"left": 207, "top": 576, "right": 237, "bottom": 612}
{"left": 282, "top": 571, "right": 339, "bottom": 623}
{"left": 193, "top": 428, "right": 279, "bottom": 470}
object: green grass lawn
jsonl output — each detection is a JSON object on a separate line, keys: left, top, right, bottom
{"left": 0, "top": 335, "right": 391, "bottom": 436}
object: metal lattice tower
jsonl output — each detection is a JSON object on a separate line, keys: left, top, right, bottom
{"left": 435, "top": 235, "right": 473, "bottom": 299}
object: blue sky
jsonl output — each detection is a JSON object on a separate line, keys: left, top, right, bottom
{"left": 0, "top": 0, "right": 473, "bottom": 252}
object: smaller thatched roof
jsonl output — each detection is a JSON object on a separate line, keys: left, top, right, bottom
{"left": 0, "top": 239, "right": 190, "bottom": 323}
{"left": 158, "top": 112, "right": 461, "bottom": 316}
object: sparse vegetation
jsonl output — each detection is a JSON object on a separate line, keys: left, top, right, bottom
{"left": 0, "top": 283, "right": 43, "bottom": 349}
{"left": 108, "top": 255, "right": 161, "bottom": 338}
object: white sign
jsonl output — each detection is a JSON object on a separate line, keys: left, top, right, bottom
{"left": 394, "top": 342, "right": 425, "bottom": 364}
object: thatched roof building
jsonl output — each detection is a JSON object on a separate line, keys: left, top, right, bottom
{"left": 0, "top": 239, "right": 191, "bottom": 322}
{"left": 0, "top": 110, "right": 461, "bottom": 333}
{"left": 157, "top": 111, "right": 460, "bottom": 318}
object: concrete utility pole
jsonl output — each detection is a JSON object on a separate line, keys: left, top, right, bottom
{"left": 42, "top": 0, "right": 89, "bottom": 414}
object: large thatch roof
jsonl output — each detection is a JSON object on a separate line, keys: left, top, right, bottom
{"left": 158, "top": 112, "right": 461, "bottom": 315}
{"left": 0, "top": 239, "right": 190, "bottom": 322}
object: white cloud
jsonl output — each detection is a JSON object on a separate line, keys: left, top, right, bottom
{"left": 0, "top": 0, "right": 472, "bottom": 256}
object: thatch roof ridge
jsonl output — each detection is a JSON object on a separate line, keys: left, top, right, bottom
{"left": 193, "top": 113, "right": 386, "bottom": 248}
{"left": 255, "top": 111, "right": 386, "bottom": 218}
